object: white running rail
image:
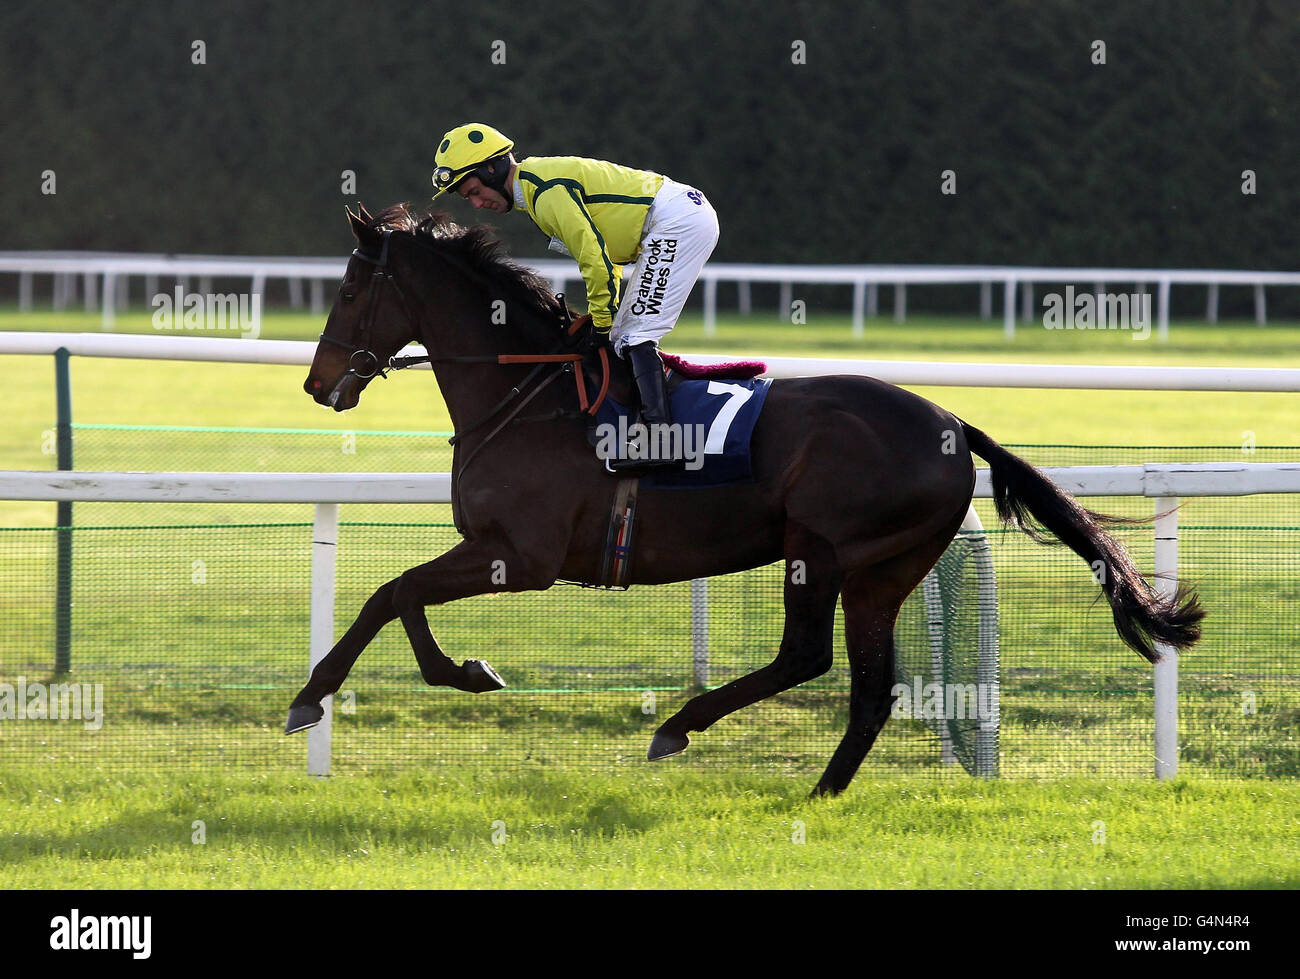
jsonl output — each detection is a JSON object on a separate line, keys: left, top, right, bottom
{"left": 5, "top": 331, "right": 1300, "bottom": 392}
{"left": 5, "top": 251, "right": 1299, "bottom": 338}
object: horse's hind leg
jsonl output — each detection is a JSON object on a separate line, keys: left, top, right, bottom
{"left": 810, "top": 568, "right": 904, "bottom": 796}
{"left": 812, "top": 519, "right": 970, "bottom": 795}
{"left": 648, "top": 522, "right": 841, "bottom": 759}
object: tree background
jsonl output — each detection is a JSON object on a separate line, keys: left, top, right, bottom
{"left": 2, "top": 0, "right": 1296, "bottom": 287}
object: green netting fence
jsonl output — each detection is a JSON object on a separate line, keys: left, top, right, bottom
{"left": 1, "top": 425, "right": 1297, "bottom": 779}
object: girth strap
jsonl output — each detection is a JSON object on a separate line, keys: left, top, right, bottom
{"left": 598, "top": 477, "right": 640, "bottom": 589}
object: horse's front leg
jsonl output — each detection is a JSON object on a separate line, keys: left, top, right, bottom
{"left": 285, "top": 538, "right": 548, "bottom": 734}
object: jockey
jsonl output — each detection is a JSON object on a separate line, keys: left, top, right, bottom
{"left": 432, "top": 123, "right": 720, "bottom": 468}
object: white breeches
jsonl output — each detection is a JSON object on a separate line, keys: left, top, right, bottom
{"left": 610, "top": 178, "right": 719, "bottom": 355}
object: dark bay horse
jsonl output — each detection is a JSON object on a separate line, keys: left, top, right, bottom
{"left": 288, "top": 203, "right": 1204, "bottom": 795}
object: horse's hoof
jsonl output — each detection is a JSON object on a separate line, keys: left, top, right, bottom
{"left": 462, "top": 659, "right": 506, "bottom": 693}
{"left": 647, "top": 730, "right": 690, "bottom": 760}
{"left": 810, "top": 780, "right": 844, "bottom": 798}
{"left": 285, "top": 703, "right": 324, "bottom": 734}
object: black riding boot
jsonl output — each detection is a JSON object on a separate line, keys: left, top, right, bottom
{"left": 608, "top": 341, "right": 683, "bottom": 471}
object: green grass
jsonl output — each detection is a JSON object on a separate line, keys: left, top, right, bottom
{"left": 3, "top": 305, "right": 1298, "bottom": 887}
{"left": 1, "top": 768, "right": 1296, "bottom": 888}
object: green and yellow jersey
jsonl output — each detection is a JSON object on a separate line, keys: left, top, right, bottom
{"left": 514, "top": 156, "right": 665, "bottom": 329}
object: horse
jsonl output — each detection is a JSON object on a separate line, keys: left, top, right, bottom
{"left": 287, "top": 202, "right": 1204, "bottom": 795}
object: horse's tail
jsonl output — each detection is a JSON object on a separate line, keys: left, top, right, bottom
{"left": 961, "top": 421, "right": 1204, "bottom": 662}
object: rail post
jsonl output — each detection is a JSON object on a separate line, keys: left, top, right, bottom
{"left": 1157, "top": 279, "right": 1171, "bottom": 341}
{"left": 690, "top": 577, "right": 709, "bottom": 688}
{"left": 1153, "top": 497, "right": 1179, "bottom": 780}
{"left": 703, "top": 277, "right": 717, "bottom": 336}
{"left": 308, "top": 503, "right": 338, "bottom": 775}
{"left": 100, "top": 272, "right": 116, "bottom": 330}
{"left": 54, "top": 348, "right": 73, "bottom": 673}
{"left": 922, "top": 572, "right": 955, "bottom": 764}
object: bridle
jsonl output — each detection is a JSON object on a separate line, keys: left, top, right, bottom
{"left": 317, "top": 231, "right": 412, "bottom": 383}
{"left": 318, "top": 229, "right": 611, "bottom": 451}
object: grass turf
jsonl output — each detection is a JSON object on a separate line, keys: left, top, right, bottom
{"left": 2, "top": 768, "right": 1297, "bottom": 888}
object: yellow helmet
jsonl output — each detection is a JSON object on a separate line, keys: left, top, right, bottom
{"left": 431, "top": 123, "right": 515, "bottom": 199}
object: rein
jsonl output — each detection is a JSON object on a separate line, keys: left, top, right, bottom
{"left": 390, "top": 343, "right": 611, "bottom": 446}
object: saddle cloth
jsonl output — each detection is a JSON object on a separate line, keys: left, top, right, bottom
{"left": 591, "top": 376, "right": 772, "bottom": 488}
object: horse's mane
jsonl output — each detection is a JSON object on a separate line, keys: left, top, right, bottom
{"left": 369, "top": 203, "right": 561, "bottom": 319}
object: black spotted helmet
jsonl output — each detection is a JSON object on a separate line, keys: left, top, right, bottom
{"left": 431, "top": 123, "right": 515, "bottom": 200}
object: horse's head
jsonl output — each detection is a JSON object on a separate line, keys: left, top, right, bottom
{"left": 305, "top": 205, "right": 420, "bottom": 411}
{"left": 306, "top": 202, "right": 570, "bottom": 412}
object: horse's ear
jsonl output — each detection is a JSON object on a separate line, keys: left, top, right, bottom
{"left": 346, "top": 205, "right": 371, "bottom": 242}
{"left": 357, "top": 202, "right": 374, "bottom": 224}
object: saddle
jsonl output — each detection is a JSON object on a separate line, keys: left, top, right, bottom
{"left": 559, "top": 306, "right": 766, "bottom": 434}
